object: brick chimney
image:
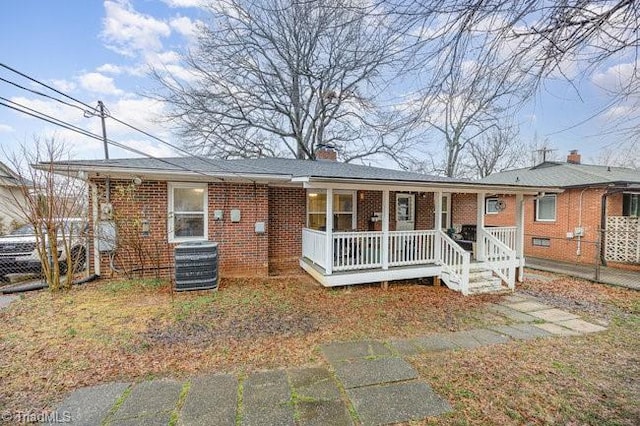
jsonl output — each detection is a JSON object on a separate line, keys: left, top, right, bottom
{"left": 315, "top": 144, "right": 337, "bottom": 161}
{"left": 567, "top": 149, "right": 581, "bottom": 164}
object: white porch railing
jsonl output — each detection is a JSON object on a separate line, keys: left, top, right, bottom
{"left": 302, "top": 228, "right": 327, "bottom": 269}
{"left": 388, "top": 230, "right": 437, "bottom": 267}
{"left": 486, "top": 226, "right": 517, "bottom": 251}
{"left": 479, "top": 229, "right": 516, "bottom": 289}
{"left": 438, "top": 230, "right": 470, "bottom": 295}
{"left": 333, "top": 231, "right": 383, "bottom": 271}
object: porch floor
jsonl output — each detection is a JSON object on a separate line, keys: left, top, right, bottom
{"left": 300, "top": 258, "right": 441, "bottom": 287}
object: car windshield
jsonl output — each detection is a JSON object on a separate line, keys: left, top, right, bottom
{"left": 10, "top": 224, "right": 36, "bottom": 235}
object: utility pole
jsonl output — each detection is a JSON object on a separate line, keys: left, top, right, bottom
{"left": 97, "top": 100, "right": 109, "bottom": 160}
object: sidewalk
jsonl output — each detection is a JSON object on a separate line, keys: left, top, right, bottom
{"left": 42, "top": 293, "right": 607, "bottom": 426}
{"left": 526, "top": 257, "right": 639, "bottom": 291}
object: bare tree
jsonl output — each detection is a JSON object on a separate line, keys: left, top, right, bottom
{"left": 153, "top": 0, "right": 413, "bottom": 162}
{"left": 467, "top": 126, "right": 525, "bottom": 178}
{"left": 4, "top": 137, "right": 87, "bottom": 291}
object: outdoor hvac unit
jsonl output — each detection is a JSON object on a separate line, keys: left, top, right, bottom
{"left": 174, "top": 241, "right": 219, "bottom": 291}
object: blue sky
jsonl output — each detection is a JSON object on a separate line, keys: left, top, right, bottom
{"left": 0, "top": 0, "right": 633, "bottom": 166}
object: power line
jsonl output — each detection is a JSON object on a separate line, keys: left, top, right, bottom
{"left": 0, "top": 62, "right": 278, "bottom": 178}
{"left": 0, "top": 98, "right": 228, "bottom": 182}
{"left": 0, "top": 76, "right": 89, "bottom": 113}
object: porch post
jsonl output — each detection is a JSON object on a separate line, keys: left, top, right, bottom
{"left": 476, "top": 192, "right": 485, "bottom": 261}
{"left": 515, "top": 193, "right": 525, "bottom": 281}
{"left": 434, "top": 191, "right": 442, "bottom": 262}
{"left": 325, "top": 188, "right": 333, "bottom": 275}
{"left": 381, "top": 189, "right": 389, "bottom": 270}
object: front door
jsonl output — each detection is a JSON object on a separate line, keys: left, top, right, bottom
{"left": 396, "top": 193, "right": 415, "bottom": 231}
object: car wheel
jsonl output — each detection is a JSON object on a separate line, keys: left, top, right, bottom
{"left": 70, "top": 246, "right": 87, "bottom": 272}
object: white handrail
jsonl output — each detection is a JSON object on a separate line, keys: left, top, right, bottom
{"left": 333, "top": 231, "right": 383, "bottom": 271}
{"left": 302, "top": 228, "right": 326, "bottom": 269}
{"left": 438, "top": 230, "right": 470, "bottom": 295}
{"left": 388, "top": 230, "right": 437, "bottom": 267}
{"left": 486, "top": 226, "right": 517, "bottom": 251}
{"left": 480, "top": 228, "right": 516, "bottom": 289}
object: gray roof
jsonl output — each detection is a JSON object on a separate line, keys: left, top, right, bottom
{"left": 479, "top": 161, "right": 640, "bottom": 188}
{"left": 53, "top": 157, "right": 465, "bottom": 184}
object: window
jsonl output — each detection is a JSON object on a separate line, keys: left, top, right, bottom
{"left": 535, "top": 194, "right": 556, "bottom": 222}
{"left": 306, "top": 190, "right": 356, "bottom": 231}
{"left": 168, "top": 182, "right": 208, "bottom": 241}
{"left": 532, "top": 237, "right": 551, "bottom": 247}
{"left": 485, "top": 197, "right": 500, "bottom": 214}
{"left": 441, "top": 194, "right": 451, "bottom": 229}
{"left": 623, "top": 193, "right": 640, "bottom": 217}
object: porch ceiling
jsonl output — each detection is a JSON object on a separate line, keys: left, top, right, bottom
{"left": 296, "top": 177, "right": 557, "bottom": 195}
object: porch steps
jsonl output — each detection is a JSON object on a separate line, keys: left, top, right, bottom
{"left": 468, "top": 266, "right": 508, "bottom": 295}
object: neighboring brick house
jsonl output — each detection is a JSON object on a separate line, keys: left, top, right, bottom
{"left": 474, "top": 151, "right": 640, "bottom": 270}
{"left": 46, "top": 153, "right": 546, "bottom": 295}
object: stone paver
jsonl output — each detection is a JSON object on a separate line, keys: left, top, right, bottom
{"left": 501, "top": 294, "right": 531, "bottom": 303}
{"left": 466, "top": 328, "right": 511, "bottom": 345}
{"left": 488, "top": 304, "right": 538, "bottom": 323}
{"left": 504, "top": 301, "right": 553, "bottom": 312}
{"left": 181, "top": 374, "right": 237, "bottom": 426}
{"left": 411, "top": 334, "right": 458, "bottom": 352}
{"left": 321, "top": 340, "right": 392, "bottom": 363}
{"left": 47, "top": 382, "right": 129, "bottom": 426}
{"left": 333, "top": 357, "right": 418, "bottom": 389}
{"left": 389, "top": 339, "right": 421, "bottom": 356}
{"left": 528, "top": 308, "right": 580, "bottom": 322}
{"left": 446, "top": 330, "right": 484, "bottom": 348}
{"left": 534, "top": 322, "right": 581, "bottom": 336}
{"left": 489, "top": 323, "right": 550, "bottom": 340}
{"left": 555, "top": 318, "right": 608, "bottom": 333}
{"left": 112, "top": 379, "right": 181, "bottom": 424}
{"left": 0, "top": 294, "right": 18, "bottom": 309}
{"left": 288, "top": 368, "right": 341, "bottom": 401}
{"left": 297, "top": 401, "right": 353, "bottom": 426}
{"left": 347, "top": 381, "right": 451, "bottom": 425}
{"left": 242, "top": 370, "right": 294, "bottom": 426}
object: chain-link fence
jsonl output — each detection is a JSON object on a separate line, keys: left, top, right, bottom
{"left": 0, "top": 218, "right": 89, "bottom": 285}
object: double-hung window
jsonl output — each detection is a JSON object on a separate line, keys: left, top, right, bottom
{"left": 535, "top": 194, "right": 556, "bottom": 222}
{"left": 623, "top": 193, "right": 640, "bottom": 217}
{"left": 306, "top": 190, "right": 356, "bottom": 231}
{"left": 168, "top": 182, "right": 208, "bottom": 242}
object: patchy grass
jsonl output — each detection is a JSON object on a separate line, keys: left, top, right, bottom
{"left": 0, "top": 272, "right": 638, "bottom": 425}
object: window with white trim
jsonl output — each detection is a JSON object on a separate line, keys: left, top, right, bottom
{"left": 623, "top": 193, "right": 640, "bottom": 217}
{"left": 168, "top": 182, "right": 208, "bottom": 242}
{"left": 485, "top": 197, "right": 500, "bottom": 214}
{"left": 535, "top": 194, "right": 556, "bottom": 222}
{"left": 306, "top": 190, "right": 356, "bottom": 231}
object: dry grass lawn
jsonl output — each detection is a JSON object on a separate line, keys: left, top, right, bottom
{"left": 0, "top": 271, "right": 638, "bottom": 425}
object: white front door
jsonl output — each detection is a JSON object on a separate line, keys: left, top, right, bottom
{"left": 396, "top": 193, "right": 415, "bottom": 231}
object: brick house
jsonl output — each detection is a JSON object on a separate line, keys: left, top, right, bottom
{"left": 474, "top": 151, "right": 640, "bottom": 270}
{"left": 47, "top": 152, "right": 547, "bottom": 295}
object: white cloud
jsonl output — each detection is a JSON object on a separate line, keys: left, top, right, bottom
{"left": 50, "top": 79, "right": 76, "bottom": 92}
{"left": 96, "top": 63, "right": 124, "bottom": 75}
{"left": 101, "top": 0, "right": 171, "bottom": 57}
{"left": 592, "top": 62, "right": 636, "bottom": 93}
{"left": 170, "top": 16, "right": 199, "bottom": 39}
{"left": 162, "top": 0, "right": 206, "bottom": 8}
{"left": 0, "top": 124, "right": 14, "bottom": 133}
{"left": 78, "top": 72, "right": 124, "bottom": 96}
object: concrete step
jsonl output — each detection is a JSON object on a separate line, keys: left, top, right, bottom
{"left": 468, "top": 276, "right": 508, "bottom": 295}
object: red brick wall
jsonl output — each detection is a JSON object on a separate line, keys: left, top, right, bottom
{"left": 90, "top": 179, "right": 270, "bottom": 279}
{"left": 268, "top": 187, "right": 306, "bottom": 272}
{"left": 452, "top": 193, "right": 477, "bottom": 227}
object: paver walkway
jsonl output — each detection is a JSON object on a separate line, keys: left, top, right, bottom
{"left": 46, "top": 293, "right": 607, "bottom": 425}
{"left": 526, "top": 257, "right": 640, "bottom": 290}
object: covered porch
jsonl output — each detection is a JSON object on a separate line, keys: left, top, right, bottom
{"left": 297, "top": 182, "right": 529, "bottom": 295}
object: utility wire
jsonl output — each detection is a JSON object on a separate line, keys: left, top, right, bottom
{"left": 0, "top": 76, "right": 88, "bottom": 113}
{"left": 0, "top": 98, "right": 228, "bottom": 182}
{"left": 0, "top": 62, "right": 279, "bottom": 178}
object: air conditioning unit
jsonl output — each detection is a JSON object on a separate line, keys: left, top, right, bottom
{"left": 174, "top": 241, "right": 218, "bottom": 291}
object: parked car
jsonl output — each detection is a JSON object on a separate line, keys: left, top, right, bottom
{"left": 0, "top": 218, "right": 88, "bottom": 280}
